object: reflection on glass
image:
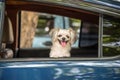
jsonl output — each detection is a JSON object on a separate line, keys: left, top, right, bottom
{"left": 0, "top": 1, "right": 4, "bottom": 45}
{"left": 103, "top": 16, "right": 120, "bottom": 56}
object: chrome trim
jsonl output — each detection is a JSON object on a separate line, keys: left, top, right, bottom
{"left": 0, "top": 55, "right": 120, "bottom": 62}
{"left": 98, "top": 14, "right": 103, "bottom": 58}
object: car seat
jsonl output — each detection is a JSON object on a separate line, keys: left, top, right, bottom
{"left": 0, "top": 12, "right": 14, "bottom": 58}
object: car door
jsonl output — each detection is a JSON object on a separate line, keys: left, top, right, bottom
{"left": 0, "top": 0, "right": 120, "bottom": 80}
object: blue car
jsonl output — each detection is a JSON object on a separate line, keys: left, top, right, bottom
{"left": 0, "top": 0, "right": 120, "bottom": 80}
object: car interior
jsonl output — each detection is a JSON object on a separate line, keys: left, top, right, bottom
{"left": 0, "top": 0, "right": 120, "bottom": 59}
{"left": 15, "top": 9, "right": 98, "bottom": 58}
{"left": 0, "top": 12, "right": 14, "bottom": 58}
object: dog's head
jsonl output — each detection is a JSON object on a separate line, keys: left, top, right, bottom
{"left": 49, "top": 28, "right": 77, "bottom": 47}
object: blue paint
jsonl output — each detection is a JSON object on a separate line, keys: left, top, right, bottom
{"left": 0, "top": 60, "right": 120, "bottom": 80}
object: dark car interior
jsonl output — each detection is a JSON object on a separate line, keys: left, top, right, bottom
{"left": 0, "top": 0, "right": 100, "bottom": 58}
{"left": 0, "top": 12, "right": 14, "bottom": 58}
{"left": 1, "top": 1, "right": 99, "bottom": 58}
{"left": 0, "top": 0, "right": 120, "bottom": 59}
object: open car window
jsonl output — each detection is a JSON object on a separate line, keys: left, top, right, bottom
{"left": 19, "top": 10, "right": 99, "bottom": 58}
{"left": 9, "top": 0, "right": 118, "bottom": 58}
{"left": 20, "top": 11, "right": 81, "bottom": 49}
{"left": 19, "top": 10, "right": 120, "bottom": 58}
{"left": 0, "top": 0, "right": 119, "bottom": 59}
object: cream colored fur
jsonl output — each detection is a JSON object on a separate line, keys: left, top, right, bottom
{"left": 49, "top": 28, "right": 77, "bottom": 58}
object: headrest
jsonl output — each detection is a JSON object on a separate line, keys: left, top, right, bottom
{"left": 2, "top": 13, "right": 14, "bottom": 44}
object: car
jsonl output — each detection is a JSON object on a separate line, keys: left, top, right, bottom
{"left": 0, "top": 0, "right": 120, "bottom": 80}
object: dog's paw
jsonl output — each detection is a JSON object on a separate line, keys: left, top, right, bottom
{"left": 50, "top": 54, "right": 70, "bottom": 58}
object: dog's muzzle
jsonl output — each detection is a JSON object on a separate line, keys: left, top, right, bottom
{"left": 58, "top": 38, "right": 68, "bottom": 47}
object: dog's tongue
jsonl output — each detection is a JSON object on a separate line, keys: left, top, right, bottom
{"left": 61, "top": 41, "right": 66, "bottom": 47}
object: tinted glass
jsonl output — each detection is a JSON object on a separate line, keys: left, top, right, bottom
{"left": 103, "top": 16, "right": 120, "bottom": 57}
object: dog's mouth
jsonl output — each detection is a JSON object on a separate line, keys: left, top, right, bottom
{"left": 58, "top": 40, "right": 68, "bottom": 47}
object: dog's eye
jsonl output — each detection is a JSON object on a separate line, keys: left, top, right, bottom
{"left": 66, "top": 35, "right": 69, "bottom": 38}
{"left": 58, "top": 35, "right": 62, "bottom": 37}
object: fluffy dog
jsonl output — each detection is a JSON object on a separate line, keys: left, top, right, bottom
{"left": 49, "top": 28, "right": 77, "bottom": 58}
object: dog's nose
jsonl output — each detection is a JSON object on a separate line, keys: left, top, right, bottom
{"left": 62, "top": 37, "right": 65, "bottom": 41}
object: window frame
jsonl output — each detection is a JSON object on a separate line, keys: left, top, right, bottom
{"left": 0, "top": 1, "right": 5, "bottom": 48}
{"left": 5, "top": 0, "right": 120, "bottom": 59}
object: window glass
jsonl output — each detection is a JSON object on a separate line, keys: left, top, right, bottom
{"left": 20, "top": 11, "right": 81, "bottom": 48}
{"left": 79, "top": 22, "right": 98, "bottom": 47}
{"left": 103, "top": 16, "right": 120, "bottom": 57}
{"left": 0, "top": 1, "right": 5, "bottom": 44}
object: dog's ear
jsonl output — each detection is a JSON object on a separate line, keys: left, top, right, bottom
{"left": 68, "top": 28, "right": 77, "bottom": 44}
{"left": 49, "top": 28, "right": 60, "bottom": 38}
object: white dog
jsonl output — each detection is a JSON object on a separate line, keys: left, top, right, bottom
{"left": 49, "top": 28, "right": 77, "bottom": 58}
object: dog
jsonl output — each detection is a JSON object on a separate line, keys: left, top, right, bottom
{"left": 49, "top": 28, "right": 77, "bottom": 58}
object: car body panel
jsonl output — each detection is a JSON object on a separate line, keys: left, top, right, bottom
{"left": 0, "top": 0, "right": 120, "bottom": 80}
{"left": 25, "top": 0, "right": 120, "bottom": 17}
{"left": 0, "top": 58, "right": 120, "bottom": 80}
